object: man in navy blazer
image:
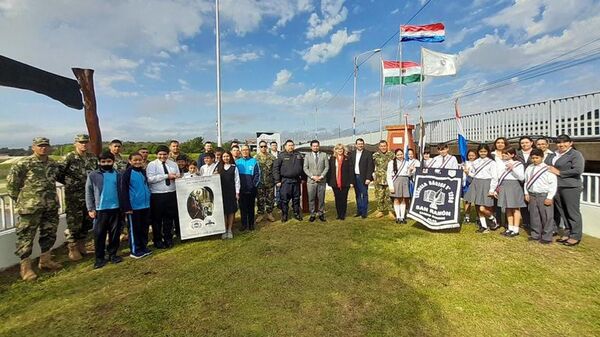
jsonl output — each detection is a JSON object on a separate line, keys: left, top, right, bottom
{"left": 349, "top": 138, "right": 374, "bottom": 218}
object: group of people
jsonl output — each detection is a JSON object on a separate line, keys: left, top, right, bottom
{"left": 6, "top": 132, "right": 585, "bottom": 281}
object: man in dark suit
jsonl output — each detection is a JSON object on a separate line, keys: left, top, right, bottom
{"left": 547, "top": 134, "right": 585, "bottom": 246}
{"left": 349, "top": 138, "right": 374, "bottom": 218}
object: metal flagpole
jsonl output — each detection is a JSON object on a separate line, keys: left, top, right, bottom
{"left": 379, "top": 53, "right": 383, "bottom": 140}
{"left": 352, "top": 56, "right": 357, "bottom": 140}
{"left": 418, "top": 47, "right": 425, "bottom": 160}
{"left": 215, "top": 0, "right": 223, "bottom": 146}
{"left": 398, "top": 26, "right": 403, "bottom": 124}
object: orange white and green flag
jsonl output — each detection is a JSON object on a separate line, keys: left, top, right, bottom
{"left": 382, "top": 61, "right": 423, "bottom": 86}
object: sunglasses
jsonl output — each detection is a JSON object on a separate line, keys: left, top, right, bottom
{"left": 260, "top": 145, "right": 267, "bottom": 148}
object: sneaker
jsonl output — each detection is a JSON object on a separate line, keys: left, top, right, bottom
{"left": 142, "top": 249, "right": 153, "bottom": 257}
{"left": 266, "top": 213, "right": 276, "bottom": 222}
{"left": 222, "top": 232, "right": 228, "bottom": 240}
{"left": 129, "top": 251, "right": 146, "bottom": 259}
{"left": 227, "top": 231, "right": 234, "bottom": 239}
{"left": 464, "top": 215, "right": 471, "bottom": 223}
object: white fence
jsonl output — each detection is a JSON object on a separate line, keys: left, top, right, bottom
{"left": 1, "top": 185, "right": 66, "bottom": 233}
{"left": 582, "top": 173, "right": 600, "bottom": 206}
{"left": 424, "top": 91, "right": 600, "bottom": 143}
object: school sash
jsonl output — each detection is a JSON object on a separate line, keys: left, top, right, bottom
{"left": 439, "top": 156, "right": 452, "bottom": 168}
{"left": 495, "top": 162, "right": 522, "bottom": 192}
{"left": 472, "top": 159, "right": 493, "bottom": 178}
{"left": 525, "top": 166, "right": 549, "bottom": 190}
{"left": 392, "top": 161, "right": 407, "bottom": 182}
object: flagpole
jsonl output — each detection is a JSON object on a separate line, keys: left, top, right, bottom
{"left": 379, "top": 53, "right": 383, "bottom": 140}
{"left": 215, "top": 0, "right": 223, "bottom": 147}
{"left": 418, "top": 47, "right": 424, "bottom": 123}
{"left": 398, "top": 26, "right": 403, "bottom": 124}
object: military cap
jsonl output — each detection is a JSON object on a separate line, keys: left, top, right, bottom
{"left": 74, "top": 134, "right": 90, "bottom": 142}
{"left": 32, "top": 137, "right": 50, "bottom": 146}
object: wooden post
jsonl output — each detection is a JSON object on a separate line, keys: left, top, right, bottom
{"left": 72, "top": 68, "right": 102, "bottom": 155}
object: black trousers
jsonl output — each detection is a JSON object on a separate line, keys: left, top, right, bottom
{"left": 280, "top": 180, "right": 301, "bottom": 217}
{"left": 94, "top": 208, "right": 123, "bottom": 260}
{"left": 332, "top": 186, "right": 349, "bottom": 219}
{"left": 151, "top": 192, "right": 178, "bottom": 246}
{"left": 239, "top": 190, "right": 257, "bottom": 230}
{"left": 127, "top": 208, "right": 150, "bottom": 254}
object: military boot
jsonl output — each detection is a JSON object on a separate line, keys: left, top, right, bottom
{"left": 77, "top": 240, "right": 94, "bottom": 255}
{"left": 255, "top": 214, "right": 264, "bottom": 223}
{"left": 38, "top": 251, "right": 63, "bottom": 270}
{"left": 67, "top": 243, "right": 83, "bottom": 261}
{"left": 20, "top": 258, "right": 37, "bottom": 281}
{"left": 388, "top": 212, "right": 396, "bottom": 220}
{"left": 266, "top": 213, "right": 275, "bottom": 222}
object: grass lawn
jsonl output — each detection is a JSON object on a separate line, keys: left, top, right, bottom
{"left": 1, "top": 191, "right": 599, "bottom": 337}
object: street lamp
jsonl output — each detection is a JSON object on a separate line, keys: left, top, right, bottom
{"left": 353, "top": 48, "right": 381, "bottom": 139}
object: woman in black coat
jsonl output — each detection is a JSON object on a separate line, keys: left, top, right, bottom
{"left": 327, "top": 143, "right": 354, "bottom": 220}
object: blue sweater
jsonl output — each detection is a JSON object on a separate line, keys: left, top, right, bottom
{"left": 235, "top": 157, "right": 260, "bottom": 193}
{"left": 120, "top": 167, "right": 151, "bottom": 211}
{"left": 85, "top": 169, "right": 122, "bottom": 211}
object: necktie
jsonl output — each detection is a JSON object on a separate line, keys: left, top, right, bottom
{"left": 162, "top": 162, "right": 171, "bottom": 186}
{"left": 315, "top": 152, "right": 319, "bottom": 162}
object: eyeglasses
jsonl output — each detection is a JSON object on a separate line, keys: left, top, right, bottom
{"left": 260, "top": 145, "right": 267, "bottom": 148}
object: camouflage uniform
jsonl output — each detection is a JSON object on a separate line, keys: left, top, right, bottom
{"left": 113, "top": 153, "right": 128, "bottom": 172}
{"left": 61, "top": 135, "right": 97, "bottom": 244}
{"left": 373, "top": 151, "right": 395, "bottom": 213}
{"left": 255, "top": 152, "right": 276, "bottom": 214}
{"left": 7, "top": 138, "right": 61, "bottom": 259}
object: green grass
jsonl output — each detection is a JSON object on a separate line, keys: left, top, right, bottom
{"left": 1, "top": 191, "right": 599, "bottom": 337}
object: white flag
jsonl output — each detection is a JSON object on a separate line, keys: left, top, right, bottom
{"left": 421, "top": 47, "right": 457, "bottom": 76}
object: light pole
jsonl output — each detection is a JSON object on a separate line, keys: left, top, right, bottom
{"left": 353, "top": 48, "right": 381, "bottom": 140}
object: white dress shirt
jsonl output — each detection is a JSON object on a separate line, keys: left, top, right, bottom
{"left": 354, "top": 149, "right": 363, "bottom": 175}
{"left": 199, "top": 162, "right": 218, "bottom": 176}
{"left": 147, "top": 159, "right": 180, "bottom": 193}
{"left": 489, "top": 159, "right": 525, "bottom": 193}
{"left": 430, "top": 155, "right": 459, "bottom": 169}
{"left": 552, "top": 147, "right": 572, "bottom": 165}
{"left": 524, "top": 163, "right": 557, "bottom": 199}
{"left": 386, "top": 159, "right": 411, "bottom": 187}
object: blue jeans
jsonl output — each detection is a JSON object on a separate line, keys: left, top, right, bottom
{"left": 354, "top": 174, "right": 369, "bottom": 216}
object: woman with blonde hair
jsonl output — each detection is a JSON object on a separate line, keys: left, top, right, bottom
{"left": 327, "top": 143, "right": 353, "bottom": 220}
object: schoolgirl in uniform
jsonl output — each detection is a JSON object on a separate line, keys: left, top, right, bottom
{"left": 429, "top": 143, "right": 459, "bottom": 169}
{"left": 387, "top": 149, "right": 411, "bottom": 224}
{"left": 407, "top": 148, "right": 421, "bottom": 195}
{"left": 461, "top": 149, "right": 478, "bottom": 223}
{"left": 422, "top": 150, "right": 433, "bottom": 168}
{"left": 464, "top": 144, "right": 499, "bottom": 232}
{"left": 489, "top": 147, "right": 526, "bottom": 237}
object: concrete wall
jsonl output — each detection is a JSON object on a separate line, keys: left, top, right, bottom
{"left": 0, "top": 215, "right": 67, "bottom": 270}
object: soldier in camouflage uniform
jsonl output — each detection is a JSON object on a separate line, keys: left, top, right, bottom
{"left": 7, "top": 137, "right": 63, "bottom": 281}
{"left": 109, "top": 139, "right": 128, "bottom": 172}
{"left": 61, "top": 134, "right": 97, "bottom": 261}
{"left": 255, "top": 140, "right": 276, "bottom": 222}
{"left": 372, "top": 140, "right": 395, "bottom": 219}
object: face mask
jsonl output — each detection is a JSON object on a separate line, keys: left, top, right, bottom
{"left": 100, "top": 164, "right": 114, "bottom": 171}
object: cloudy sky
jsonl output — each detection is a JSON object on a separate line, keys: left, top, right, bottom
{"left": 1, "top": 0, "right": 600, "bottom": 148}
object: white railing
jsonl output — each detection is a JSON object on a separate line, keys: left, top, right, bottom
{"left": 582, "top": 173, "right": 600, "bottom": 206}
{"left": 1, "top": 185, "right": 66, "bottom": 233}
{"left": 424, "top": 91, "right": 600, "bottom": 143}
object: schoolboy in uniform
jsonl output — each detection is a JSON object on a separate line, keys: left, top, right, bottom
{"left": 524, "top": 148, "right": 557, "bottom": 244}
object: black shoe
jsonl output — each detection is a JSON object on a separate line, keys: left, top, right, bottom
{"left": 339, "top": 217, "right": 345, "bottom": 220}
{"left": 154, "top": 242, "right": 166, "bottom": 249}
{"left": 540, "top": 240, "right": 552, "bottom": 245}
{"left": 164, "top": 241, "right": 174, "bottom": 248}
{"left": 354, "top": 213, "right": 361, "bottom": 217}
{"left": 294, "top": 214, "right": 303, "bottom": 221}
{"left": 507, "top": 231, "right": 520, "bottom": 238}
{"left": 556, "top": 236, "right": 569, "bottom": 243}
{"left": 109, "top": 255, "right": 123, "bottom": 264}
{"left": 528, "top": 237, "right": 538, "bottom": 241}
{"left": 309, "top": 215, "right": 316, "bottom": 222}
{"left": 281, "top": 215, "right": 288, "bottom": 222}
{"left": 240, "top": 226, "right": 248, "bottom": 232}
{"left": 319, "top": 214, "right": 326, "bottom": 222}
{"left": 94, "top": 258, "right": 107, "bottom": 269}
{"left": 395, "top": 218, "right": 401, "bottom": 224}
{"left": 501, "top": 230, "right": 512, "bottom": 236}
{"left": 477, "top": 227, "right": 490, "bottom": 233}
{"left": 361, "top": 215, "right": 367, "bottom": 219}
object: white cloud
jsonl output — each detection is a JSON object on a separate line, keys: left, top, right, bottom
{"left": 302, "top": 29, "right": 362, "bottom": 66}
{"left": 306, "top": 0, "right": 348, "bottom": 39}
{"left": 222, "top": 51, "right": 263, "bottom": 63}
{"left": 273, "top": 69, "right": 293, "bottom": 87}
{"left": 390, "top": 8, "right": 399, "bottom": 15}
{"left": 485, "top": 0, "right": 596, "bottom": 39}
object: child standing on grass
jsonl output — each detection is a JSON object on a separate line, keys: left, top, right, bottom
{"left": 85, "top": 151, "right": 124, "bottom": 269}
{"left": 524, "top": 148, "right": 557, "bottom": 244}
{"left": 489, "top": 147, "right": 525, "bottom": 237}
{"left": 461, "top": 149, "right": 478, "bottom": 223}
{"left": 120, "top": 152, "right": 152, "bottom": 259}
{"left": 387, "top": 148, "right": 411, "bottom": 224}
{"left": 465, "top": 144, "right": 499, "bottom": 233}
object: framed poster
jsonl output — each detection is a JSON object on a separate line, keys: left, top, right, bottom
{"left": 175, "top": 175, "right": 226, "bottom": 240}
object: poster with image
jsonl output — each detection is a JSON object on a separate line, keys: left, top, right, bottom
{"left": 175, "top": 175, "right": 226, "bottom": 240}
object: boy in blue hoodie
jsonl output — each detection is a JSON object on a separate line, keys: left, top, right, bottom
{"left": 85, "top": 151, "right": 123, "bottom": 269}
{"left": 120, "top": 152, "right": 152, "bottom": 259}
{"left": 236, "top": 145, "right": 261, "bottom": 231}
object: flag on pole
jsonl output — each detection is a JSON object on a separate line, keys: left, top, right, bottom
{"left": 382, "top": 61, "right": 423, "bottom": 86}
{"left": 418, "top": 115, "right": 425, "bottom": 160}
{"left": 455, "top": 99, "right": 468, "bottom": 162}
{"left": 421, "top": 47, "right": 458, "bottom": 77}
{"left": 400, "top": 23, "right": 445, "bottom": 43}
{"left": 404, "top": 114, "right": 410, "bottom": 161}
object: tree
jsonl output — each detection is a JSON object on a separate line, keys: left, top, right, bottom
{"left": 180, "top": 137, "right": 204, "bottom": 154}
